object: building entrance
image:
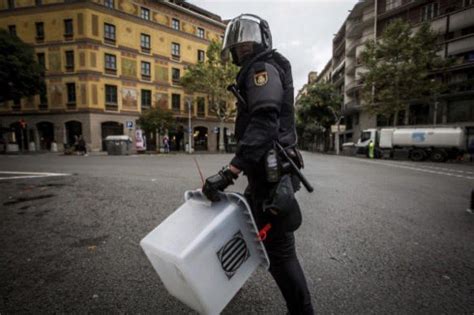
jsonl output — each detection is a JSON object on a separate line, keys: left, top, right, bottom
{"left": 101, "top": 121, "right": 123, "bottom": 151}
{"left": 36, "top": 121, "right": 54, "bottom": 151}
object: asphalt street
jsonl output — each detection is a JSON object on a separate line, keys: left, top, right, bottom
{"left": 0, "top": 152, "right": 473, "bottom": 314}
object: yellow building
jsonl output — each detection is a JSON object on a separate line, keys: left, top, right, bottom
{"left": 0, "top": 0, "right": 233, "bottom": 152}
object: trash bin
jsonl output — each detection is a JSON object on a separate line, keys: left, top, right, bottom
{"left": 105, "top": 135, "right": 132, "bottom": 155}
{"left": 140, "top": 190, "right": 269, "bottom": 315}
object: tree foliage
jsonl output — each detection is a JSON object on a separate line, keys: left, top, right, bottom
{"left": 0, "top": 29, "right": 43, "bottom": 102}
{"left": 295, "top": 82, "right": 343, "bottom": 150}
{"left": 360, "top": 19, "right": 448, "bottom": 119}
{"left": 180, "top": 40, "right": 239, "bottom": 122}
{"left": 137, "top": 107, "right": 175, "bottom": 135}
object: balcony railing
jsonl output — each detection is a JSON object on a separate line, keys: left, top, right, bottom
{"left": 447, "top": 34, "right": 474, "bottom": 56}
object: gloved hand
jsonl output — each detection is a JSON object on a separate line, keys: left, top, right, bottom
{"left": 202, "top": 166, "right": 238, "bottom": 202}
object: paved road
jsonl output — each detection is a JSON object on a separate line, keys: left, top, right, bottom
{"left": 0, "top": 153, "right": 472, "bottom": 314}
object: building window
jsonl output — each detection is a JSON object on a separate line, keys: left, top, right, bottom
{"left": 140, "top": 7, "right": 150, "bottom": 20}
{"left": 421, "top": 2, "right": 439, "bottom": 22}
{"left": 104, "top": 0, "right": 114, "bottom": 9}
{"left": 141, "top": 61, "right": 151, "bottom": 80}
{"left": 37, "top": 53, "right": 46, "bottom": 72}
{"left": 8, "top": 25, "right": 16, "bottom": 37}
{"left": 141, "top": 89, "right": 151, "bottom": 110}
{"left": 197, "top": 49, "right": 205, "bottom": 62}
{"left": 104, "top": 53, "right": 117, "bottom": 74}
{"left": 172, "top": 68, "right": 180, "bottom": 84}
{"left": 197, "top": 97, "right": 205, "bottom": 117}
{"left": 447, "top": 100, "right": 474, "bottom": 122}
{"left": 8, "top": 0, "right": 14, "bottom": 9}
{"left": 172, "top": 18, "right": 180, "bottom": 30}
{"left": 140, "top": 33, "right": 151, "bottom": 53}
{"left": 171, "top": 42, "right": 180, "bottom": 59}
{"left": 35, "top": 22, "right": 44, "bottom": 41}
{"left": 464, "top": 0, "right": 473, "bottom": 7}
{"left": 66, "top": 83, "right": 76, "bottom": 106}
{"left": 35, "top": 0, "right": 42, "bottom": 5}
{"left": 105, "top": 84, "right": 118, "bottom": 110}
{"left": 64, "top": 19, "right": 73, "bottom": 39}
{"left": 65, "top": 50, "right": 74, "bottom": 72}
{"left": 386, "top": 0, "right": 401, "bottom": 11}
{"left": 104, "top": 23, "right": 116, "bottom": 44}
{"left": 197, "top": 27, "right": 205, "bottom": 38}
{"left": 172, "top": 94, "right": 181, "bottom": 112}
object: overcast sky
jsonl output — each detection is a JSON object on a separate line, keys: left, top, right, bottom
{"left": 189, "top": 0, "right": 357, "bottom": 93}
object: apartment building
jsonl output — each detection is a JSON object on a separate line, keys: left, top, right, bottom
{"left": 314, "top": 0, "right": 474, "bottom": 145}
{"left": 0, "top": 0, "right": 231, "bottom": 152}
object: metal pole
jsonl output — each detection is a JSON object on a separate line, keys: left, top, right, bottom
{"left": 187, "top": 99, "right": 192, "bottom": 154}
{"left": 329, "top": 106, "right": 341, "bottom": 155}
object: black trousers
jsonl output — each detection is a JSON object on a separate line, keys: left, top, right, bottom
{"left": 245, "top": 168, "right": 314, "bottom": 315}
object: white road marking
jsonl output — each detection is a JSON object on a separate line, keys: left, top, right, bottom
{"left": 350, "top": 158, "right": 474, "bottom": 181}
{"left": 0, "top": 171, "right": 71, "bottom": 181}
{"left": 394, "top": 161, "right": 474, "bottom": 175}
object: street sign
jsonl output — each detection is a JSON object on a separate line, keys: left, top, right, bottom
{"left": 331, "top": 125, "right": 346, "bottom": 133}
{"left": 213, "top": 127, "right": 219, "bottom": 134}
{"left": 126, "top": 121, "right": 134, "bottom": 129}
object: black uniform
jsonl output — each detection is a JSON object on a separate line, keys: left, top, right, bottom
{"left": 230, "top": 50, "right": 314, "bottom": 315}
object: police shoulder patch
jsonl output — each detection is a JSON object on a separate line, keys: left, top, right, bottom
{"left": 254, "top": 71, "right": 268, "bottom": 86}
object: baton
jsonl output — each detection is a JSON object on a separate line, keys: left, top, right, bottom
{"left": 275, "top": 142, "right": 314, "bottom": 193}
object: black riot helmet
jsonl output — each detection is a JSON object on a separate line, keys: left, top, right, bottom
{"left": 221, "top": 14, "right": 272, "bottom": 65}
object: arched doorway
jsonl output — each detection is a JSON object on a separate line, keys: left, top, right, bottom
{"left": 65, "top": 121, "right": 83, "bottom": 147}
{"left": 101, "top": 121, "right": 123, "bottom": 151}
{"left": 169, "top": 125, "right": 184, "bottom": 151}
{"left": 10, "top": 122, "right": 29, "bottom": 151}
{"left": 37, "top": 121, "right": 54, "bottom": 151}
{"left": 193, "top": 126, "right": 208, "bottom": 151}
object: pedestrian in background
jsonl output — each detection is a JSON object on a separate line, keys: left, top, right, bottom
{"left": 163, "top": 135, "right": 170, "bottom": 153}
{"left": 368, "top": 140, "right": 375, "bottom": 159}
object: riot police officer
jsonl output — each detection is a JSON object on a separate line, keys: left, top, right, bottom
{"left": 202, "top": 14, "right": 314, "bottom": 314}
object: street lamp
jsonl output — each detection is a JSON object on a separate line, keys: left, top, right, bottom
{"left": 186, "top": 97, "right": 193, "bottom": 154}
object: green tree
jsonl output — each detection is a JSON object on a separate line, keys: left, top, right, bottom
{"left": 137, "top": 107, "right": 175, "bottom": 150}
{"left": 180, "top": 40, "right": 239, "bottom": 152}
{"left": 360, "top": 19, "right": 448, "bottom": 123}
{"left": 0, "top": 29, "right": 43, "bottom": 102}
{"left": 296, "top": 82, "right": 343, "bottom": 151}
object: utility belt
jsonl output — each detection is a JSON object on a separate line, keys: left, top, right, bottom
{"left": 265, "top": 142, "right": 305, "bottom": 189}
{"left": 262, "top": 142, "right": 306, "bottom": 233}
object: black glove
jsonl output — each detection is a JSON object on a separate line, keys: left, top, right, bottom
{"left": 202, "top": 166, "right": 238, "bottom": 202}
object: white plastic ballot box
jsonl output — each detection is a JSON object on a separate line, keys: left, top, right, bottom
{"left": 140, "top": 190, "right": 270, "bottom": 315}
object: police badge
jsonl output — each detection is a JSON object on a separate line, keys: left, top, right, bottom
{"left": 254, "top": 71, "right": 268, "bottom": 86}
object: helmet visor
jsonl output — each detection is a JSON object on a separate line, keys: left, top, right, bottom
{"left": 221, "top": 18, "right": 262, "bottom": 62}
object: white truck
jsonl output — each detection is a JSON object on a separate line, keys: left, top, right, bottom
{"left": 355, "top": 127, "right": 466, "bottom": 162}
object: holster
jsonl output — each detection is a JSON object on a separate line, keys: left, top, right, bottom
{"left": 262, "top": 174, "right": 302, "bottom": 233}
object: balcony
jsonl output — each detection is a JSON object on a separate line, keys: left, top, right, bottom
{"left": 447, "top": 78, "right": 474, "bottom": 96}
{"left": 449, "top": 6, "right": 474, "bottom": 32}
{"left": 105, "top": 103, "right": 118, "bottom": 111}
{"left": 66, "top": 102, "right": 77, "bottom": 110}
{"left": 11, "top": 103, "right": 21, "bottom": 112}
{"left": 345, "top": 79, "right": 363, "bottom": 93}
{"left": 346, "top": 19, "right": 363, "bottom": 39}
{"left": 447, "top": 34, "right": 474, "bottom": 56}
{"left": 346, "top": 40, "right": 359, "bottom": 57}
